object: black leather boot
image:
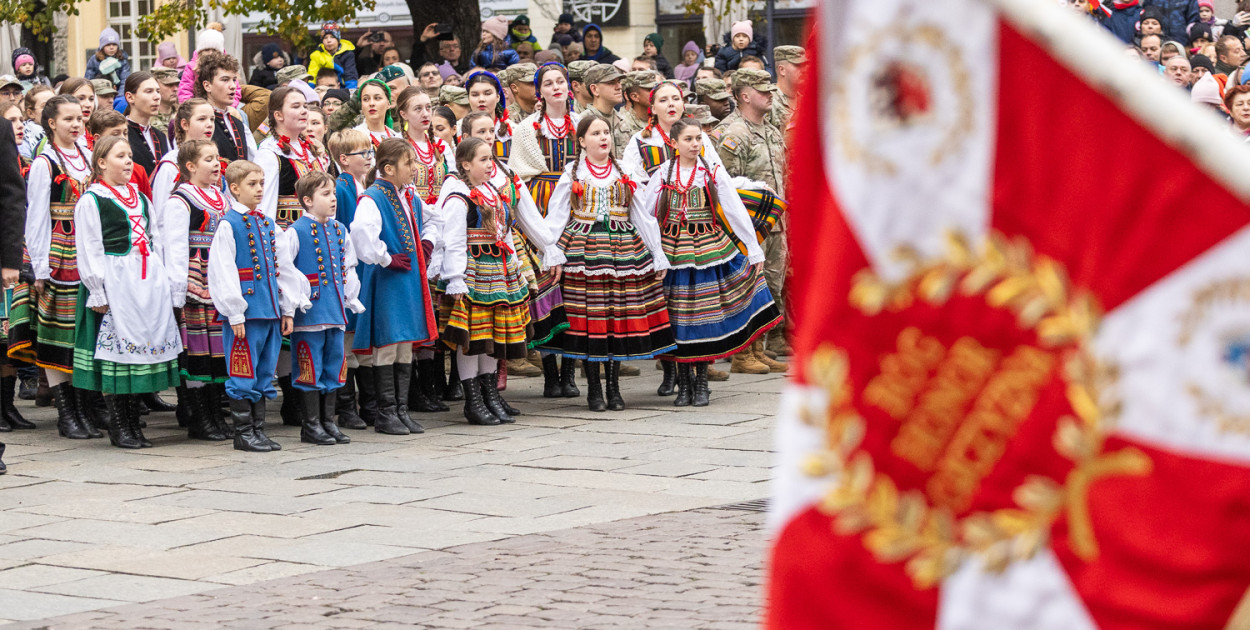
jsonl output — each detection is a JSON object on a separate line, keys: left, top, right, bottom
{"left": 0, "top": 443, "right": 6, "bottom": 474}
{"left": 251, "top": 398, "right": 280, "bottom": 450}
{"left": 443, "top": 358, "right": 464, "bottom": 401}
{"left": 355, "top": 366, "right": 379, "bottom": 427}
{"left": 541, "top": 354, "right": 561, "bottom": 398}
{"left": 657, "top": 360, "right": 676, "bottom": 397}
{"left": 104, "top": 394, "right": 141, "bottom": 449}
{"left": 230, "top": 397, "right": 270, "bottom": 452}
{"left": 278, "top": 376, "right": 301, "bottom": 427}
{"left": 418, "top": 359, "right": 449, "bottom": 411}
{"left": 126, "top": 395, "right": 153, "bottom": 447}
{"left": 140, "top": 391, "right": 178, "bottom": 413}
{"left": 462, "top": 377, "right": 500, "bottom": 425}
{"left": 52, "top": 383, "right": 89, "bottom": 439}
{"left": 478, "top": 373, "right": 515, "bottom": 423}
{"left": 186, "top": 388, "right": 228, "bottom": 441}
{"left": 394, "top": 362, "right": 424, "bottom": 434}
{"left": 692, "top": 362, "right": 711, "bottom": 407}
{"left": 73, "top": 388, "right": 103, "bottom": 438}
{"left": 371, "top": 364, "right": 409, "bottom": 435}
{"left": 2, "top": 376, "right": 34, "bottom": 429}
{"left": 320, "top": 392, "right": 349, "bottom": 444}
{"left": 674, "top": 364, "right": 693, "bottom": 407}
{"left": 407, "top": 360, "right": 440, "bottom": 413}
{"left": 605, "top": 361, "right": 625, "bottom": 411}
{"left": 585, "top": 362, "right": 606, "bottom": 412}
{"left": 210, "top": 384, "right": 234, "bottom": 438}
{"left": 174, "top": 384, "right": 191, "bottom": 428}
{"left": 559, "top": 356, "right": 580, "bottom": 398}
{"left": 299, "top": 389, "right": 335, "bottom": 445}
{"left": 336, "top": 368, "right": 367, "bottom": 429}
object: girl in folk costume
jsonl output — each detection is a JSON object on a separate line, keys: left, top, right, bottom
{"left": 257, "top": 86, "right": 326, "bottom": 230}
{"left": 151, "top": 99, "right": 217, "bottom": 243}
{"left": 350, "top": 138, "right": 440, "bottom": 436}
{"left": 395, "top": 86, "right": 458, "bottom": 414}
{"left": 72, "top": 136, "right": 183, "bottom": 448}
{"left": 9, "top": 95, "right": 103, "bottom": 440}
{"left": 161, "top": 139, "right": 234, "bottom": 441}
{"left": 58, "top": 78, "right": 97, "bottom": 153}
{"left": 462, "top": 71, "right": 514, "bottom": 161}
{"left": 639, "top": 119, "right": 780, "bottom": 407}
{"left": 621, "top": 81, "right": 734, "bottom": 188}
{"left": 545, "top": 116, "right": 676, "bottom": 411}
{"left": 0, "top": 102, "right": 33, "bottom": 432}
{"left": 354, "top": 79, "right": 402, "bottom": 148}
{"left": 506, "top": 62, "right": 581, "bottom": 398}
{"left": 440, "top": 137, "right": 553, "bottom": 425}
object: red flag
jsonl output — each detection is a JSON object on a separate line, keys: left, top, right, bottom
{"left": 768, "top": 1, "right": 1250, "bottom": 628}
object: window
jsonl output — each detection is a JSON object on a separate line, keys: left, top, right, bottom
{"left": 107, "top": 0, "right": 158, "bottom": 71}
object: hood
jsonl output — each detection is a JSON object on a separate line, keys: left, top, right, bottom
{"left": 583, "top": 24, "right": 603, "bottom": 41}
{"left": 12, "top": 47, "right": 33, "bottom": 68}
{"left": 252, "top": 46, "right": 291, "bottom": 69}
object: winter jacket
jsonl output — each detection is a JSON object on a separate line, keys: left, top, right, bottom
{"left": 550, "top": 29, "right": 582, "bottom": 46}
{"left": 84, "top": 51, "right": 131, "bottom": 83}
{"left": 581, "top": 24, "right": 620, "bottom": 64}
{"left": 1097, "top": 2, "right": 1143, "bottom": 44}
{"left": 652, "top": 53, "right": 674, "bottom": 79}
{"left": 249, "top": 49, "right": 293, "bottom": 90}
{"left": 179, "top": 50, "right": 243, "bottom": 106}
{"left": 308, "top": 39, "right": 359, "bottom": 89}
{"left": 12, "top": 48, "right": 51, "bottom": 88}
{"left": 1143, "top": 0, "right": 1200, "bottom": 43}
{"left": 507, "top": 29, "right": 542, "bottom": 51}
{"left": 713, "top": 33, "right": 768, "bottom": 72}
{"left": 472, "top": 44, "right": 520, "bottom": 70}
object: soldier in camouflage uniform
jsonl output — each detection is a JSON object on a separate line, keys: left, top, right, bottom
{"left": 695, "top": 78, "right": 734, "bottom": 123}
{"left": 615, "top": 70, "right": 659, "bottom": 155}
{"left": 581, "top": 63, "right": 625, "bottom": 158}
{"left": 568, "top": 60, "right": 598, "bottom": 114}
{"left": 769, "top": 46, "right": 806, "bottom": 135}
{"left": 503, "top": 63, "right": 538, "bottom": 123}
{"left": 714, "top": 68, "right": 791, "bottom": 371}
{"left": 151, "top": 67, "right": 180, "bottom": 135}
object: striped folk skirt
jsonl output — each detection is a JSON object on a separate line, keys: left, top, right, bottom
{"left": 180, "top": 300, "right": 227, "bottom": 383}
{"left": 6, "top": 280, "right": 79, "bottom": 373}
{"left": 439, "top": 242, "right": 533, "bottom": 360}
{"left": 555, "top": 219, "right": 676, "bottom": 361}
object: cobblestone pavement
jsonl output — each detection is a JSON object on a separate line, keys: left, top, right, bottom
{"left": 4, "top": 507, "right": 766, "bottom": 629}
{"left": 0, "top": 362, "right": 782, "bottom": 625}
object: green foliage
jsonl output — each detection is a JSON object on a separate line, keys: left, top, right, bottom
{"left": 0, "top": 0, "right": 78, "bottom": 41}
{"left": 138, "top": 0, "right": 376, "bottom": 52}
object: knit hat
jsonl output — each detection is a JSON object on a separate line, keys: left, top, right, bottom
{"left": 682, "top": 41, "right": 700, "bottom": 57}
{"left": 645, "top": 33, "right": 664, "bottom": 50}
{"left": 1198, "top": 0, "right": 1213, "bottom": 9}
{"left": 290, "top": 80, "right": 319, "bottom": 104}
{"left": 13, "top": 53, "right": 34, "bottom": 70}
{"left": 156, "top": 42, "right": 184, "bottom": 67}
{"left": 376, "top": 64, "right": 407, "bottom": 83}
{"left": 1190, "top": 22, "right": 1214, "bottom": 45}
{"left": 1191, "top": 53, "right": 1215, "bottom": 73}
{"left": 99, "top": 27, "right": 120, "bottom": 49}
{"left": 553, "top": 34, "right": 574, "bottom": 48}
{"left": 1192, "top": 72, "right": 1222, "bottom": 106}
{"left": 321, "top": 21, "right": 341, "bottom": 42}
{"left": 512, "top": 14, "right": 530, "bottom": 27}
{"left": 260, "top": 43, "right": 284, "bottom": 63}
{"left": 1140, "top": 6, "right": 1165, "bottom": 26}
{"left": 196, "top": 27, "right": 225, "bottom": 53}
{"left": 558, "top": 13, "right": 575, "bottom": 26}
{"left": 482, "top": 16, "right": 510, "bottom": 42}
{"left": 731, "top": 20, "right": 753, "bottom": 41}
{"left": 438, "top": 61, "right": 458, "bottom": 81}
{"left": 535, "top": 50, "right": 562, "bottom": 64}
{"left": 323, "top": 88, "right": 350, "bottom": 105}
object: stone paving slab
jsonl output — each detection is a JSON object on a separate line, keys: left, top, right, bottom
{"left": 2, "top": 507, "right": 766, "bottom": 629}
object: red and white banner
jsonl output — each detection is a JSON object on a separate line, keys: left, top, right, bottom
{"left": 767, "top": 1, "right": 1250, "bottom": 628}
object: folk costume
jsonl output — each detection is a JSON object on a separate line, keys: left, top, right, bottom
{"left": 127, "top": 118, "right": 170, "bottom": 181}
{"left": 257, "top": 134, "right": 326, "bottom": 230}
{"left": 72, "top": 182, "right": 183, "bottom": 448}
{"left": 355, "top": 121, "right": 402, "bottom": 149}
{"left": 207, "top": 200, "right": 302, "bottom": 452}
{"left": 350, "top": 178, "right": 440, "bottom": 436}
{"left": 9, "top": 143, "right": 102, "bottom": 439}
{"left": 284, "top": 213, "right": 365, "bottom": 445}
{"left": 639, "top": 158, "right": 781, "bottom": 406}
{"left": 546, "top": 159, "right": 677, "bottom": 410}
{"left": 213, "top": 106, "right": 257, "bottom": 164}
{"left": 461, "top": 71, "right": 514, "bottom": 160}
{"left": 332, "top": 171, "right": 371, "bottom": 429}
{"left": 621, "top": 125, "right": 740, "bottom": 188}
{"left": 163, "top": 181, "right": 234, "bottom": 440}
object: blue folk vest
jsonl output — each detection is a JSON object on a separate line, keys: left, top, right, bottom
{"left": 221, "top": 209, "right": 281, "bottom": 321}
{"left": 290, "top": 215, "right": 348, "bottom": 328}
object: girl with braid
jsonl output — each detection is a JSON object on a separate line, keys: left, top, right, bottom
{"left": 462, "top": 71, "right": 513, "bottom": 160}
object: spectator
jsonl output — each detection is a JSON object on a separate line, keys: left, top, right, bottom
{"left": 315, "top": 68, "right": 340, "bottom": 89}
{"left": 474, "top": 16, "right": 520, "bottom": 69}
{"left": 355, "top": 29, "right": 394, "bottom": 76}
{"left": 565, "top": 42, "right": 584, "bottom": 62}
{"left": 179, "top": 25, "right": 237, "bottom": 105}
{"left": 1142, "top": 0, "right": 1199, "bottom": 43}
{"left": 0, "top": 76, "right": 21, "bottom": 106}
{"left": 1160, "top": 40, "right": 1187, "bottom": 62}
{"left": 582, "top": 24, "right": 620, "bottom": 63}
{"left": 308, "top": 22, "right": 359, "bottom": 90}
{"left": 92, "top": 78, "right": 117, "bottom": 113}
{"left": 1140, "top": 33, "right": 1164, "bottom": 63}
{"left": 1190, "top": 22, "right": 1215, "bottom": 52}
{"left": 696, "top": 66, "right": 722, "bottom": 81}
{"left": 1140, "top": 6, "right": 1166, "bottom": 39}
{"left": 631, "top": 56, "right": 657, "bottom": 72}
{"left": 695, "top": 78, "right": 733, "bottom": 122}
{"left": 674, "top": 41, "right": 703, "bottom": 83}
{"left": 322, "top": 88, "right": 349, "bottom": 117}
{"left": 382, "top": 47, "right": 401, "bottom": 67}
{"left": 418, "top": 62, "right": 443, "bottom": 90}
{"left": 550, "top": 13, "right": 581, "bottom": 46}
{"left": 642, "top": 33, "right": 674, "bottom": 79}
{"left": 1097, "top": 0, "right": 1142, "bottom": 43}
{"left": 412, "top": 23, "right": 470, "bottom": 76}
{"left": 507, "top": 15, "right": 542, "bottom": 51}
{"left": 250, "top": 43, "right": 289, "bottom": 90}
{"left": 13, "top": 48, "right": 50, "bottom": 88}
{"left": 18, "top": 85, "right": 53, "bottom": 159}
{"left": 85, "top": 27, "right": 131, "bottom": 83}
{"left": 739, "top": 55, "right": 766, "bottom": 71}
{"left": 156, "top": 42, "right": 185, "bottom": 70}
{"left": 1215, "top": 34, "right": 1245, "bottom": 74}
{"left": 1191, "top": 52, "right": 1215, "bottom": 79}
{"left": 535, "top": 49, "right": 563, "bottom": 65}
{"left": 1224, "top": 83, "right": 1250, "bottom": 135}
{"left": 516, "top": 42, "right": 537, "bottom": 63}
{"left": 1192, "top": 71, "right": 1224, "bottom": 110}
{"left": 1165, "top": 54, "right": 1192, "bottom": 85}
{"left": 714, "top": 21, "right": 767, "bottom": 72}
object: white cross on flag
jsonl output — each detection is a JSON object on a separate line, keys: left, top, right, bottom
{"left": 767, "top": 0, "right": 1250, "bottom": 628}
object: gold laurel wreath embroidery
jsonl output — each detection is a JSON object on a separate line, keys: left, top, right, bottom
{"left": 801, "top": 231, "right": 1152, "bottom": 588}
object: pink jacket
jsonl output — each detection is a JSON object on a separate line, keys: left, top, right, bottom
{"left": 178, "top": 50, "right": 242, "bottom": 106}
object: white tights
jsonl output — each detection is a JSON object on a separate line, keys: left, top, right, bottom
{"left": 455, "top": 350, "right": 496, "bottom": 379}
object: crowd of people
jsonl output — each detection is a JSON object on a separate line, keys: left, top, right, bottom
{"left": 0, "top": 15, "right": 807, "bottom": 470}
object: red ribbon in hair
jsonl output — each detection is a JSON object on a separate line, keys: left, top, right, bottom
{"left": 53, "top": 174, "right": 81, "bottom": 199}
{"left": 619, "top": 173, "right": 637, "bottom": 194}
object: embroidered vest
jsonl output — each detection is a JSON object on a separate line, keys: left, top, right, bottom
{"left": 213, "top": 110, "right": 248, "bottom": 162}
{"left": 275, "top": 155, "right": 321, "bottom": 229}
{"left": 44, "top": 155, "right": 89, "bottom": 283}
{"left": 172, "top": 187, "right": 226, "bottom": 304}
{"left": 361, "top": 180, "right": 419, "bottom": 258}
{"left": 222, "top": 210, "right": 282, "bottom": 320}
{"left": 290, "top": 215, "right": 348, "bottom": 328}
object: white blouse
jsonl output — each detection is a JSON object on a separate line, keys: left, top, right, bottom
{"left": 638, "top": 160, "right": 766, "bottom": 266}
{"left": 280, "top": 219, "right": 366, "bottom": 332}
{"left": 545, "top": 160, "right": 669, "bottom": 273}
{"left": 206, "top": 201, "right": 304, "bottom": 325}
{"left": 354, "top": 122, "right": 402, "bottom": 148}
{"left": 149, "top": 150, "right": 180, "bottom": 247}
{"left": 621, "top": 128, "right": 760, "bottom": 191}
{"left": 26, "top": 146, "right": 92, "bottom": 282}
{"left": 349, "top": 182, "right": 440, "bottom": 269}
{"left": 439, "top": 177, "right": 555, "bottom": 296}
{"left": 161, "top": 182, "right": 230, "bottom": 308}
{"left": 255, "top": 136, "right": 326, "bottom": 224}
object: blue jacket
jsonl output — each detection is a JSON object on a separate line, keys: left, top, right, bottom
{"left": 1098, "top": 3, "right": 1142, "bottom": 44}
{"left": 473, "top": 44, "right": 520, "bottom": 70}
{"left": 84, "top": 51, "right": 131, "bottom": 84}
{"left": 1143, "top": 0, "right": 1199, "bottom": 43}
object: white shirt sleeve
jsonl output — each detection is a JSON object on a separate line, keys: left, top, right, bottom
{"left": 150, "top": 157, "right": 178, "bottom": 245}
{"left": 74, "top": 194, "right": 109, "bottom": 308}
{"left": 639, "top": 168, "right": 664, "bottom": 222}
{"left": 207, "top": 221, "right": 247, "bottom": 325}
{"left": 512, "top": 179, "right": 557, "bottom": 270}
{"left": 440, "top": 193, "right": 469, "bottom": 296}
{"left": 629, "top": 179, "right": 669, "bottom": 273}
{"left": 350, "top": 196, "right": 392, "bottom": 267}
{"left": 162, "top": 195, "right": 192, "bottom": 308}
{"left": 343, "top": 233, "right": 365, "bottom": 314}
{"left": 712, "top": 166, "right": 766, "bottom": 263}
{"left": 540, "top": 172, "right": 573, "bottom": 268}
{"left": 25, "top": 157, "right": 53, "bottom": 281}
{"left": 275, "top": 227, "right": 306, "bottom": 317}
{"left": 256, "top": 148, "right": 281, "bottom": 222}
{"left": 621, "top": 134, "right": 648, "bottom": 187}
{"left": 418, "top": 194, "right": 440, "bottom": 248}
{"left": 241, "top": 111, "right": 259, "bottom": 161}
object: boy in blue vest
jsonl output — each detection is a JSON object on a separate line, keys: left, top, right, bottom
{"left": 328, "top": 129, "right": 373, "bottom": 430}
{"left": 285, "top": 171, "right": 365, "bottom": 445}
{"left": 208, "top": 160, "right": 300, "bottom": 453}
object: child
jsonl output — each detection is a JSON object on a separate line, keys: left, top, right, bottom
{"left": 327, "top": 129, "right": 373, "bottom": 429}
{"left": 257, "top": 86, "right": 326, "bottom": 229}
{"left": 545, "top": 116, "right": 676, "bottom": 411}
{"left": 85, "top": 28, "right": 132, "bottom": 83}
{"left": 162, "top": 139, "right": 233, "bottom": 441}
{"left": 88, "top": 108, "right": 154, "bottom": 200}
{"left": 178, "top": 25, "right": 242, "bottom": 106}
{"left": 207, "top": 160, "right": 299, "bottom": 452}
{"left": 18, "top": 85, "right": 54, "bottom": 160}
{"left": 351, "top": 138, "right": 439, "bottom": 435}
{"left": 13, "top": 48, "right": 51, "bottom": 88}
{"left": 284, "top": 171, "right": 364, "bottom": 444}
{"left": 639, "top": 119, "right": 780, "bottom": 407}
{"left": 195, "top": 52, "right": 253, "bottom": 164}
{"left": 152, "top": 98, "right": 216, "bottom": 235}
{"left": 72, "top": 136, "right": 183, "bottom": 448}
{"left": 0, "top": 102, "right": 33, "bottom": 433}
{"left": 308, "top": 22, "right": 359, "bottom": 91}
{"left": 352, "top": 79, "right": 402, "bottom": 147}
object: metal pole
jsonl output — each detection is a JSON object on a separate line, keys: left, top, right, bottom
{"left": 765, "top": 0, "right": 775, "bottom": 73}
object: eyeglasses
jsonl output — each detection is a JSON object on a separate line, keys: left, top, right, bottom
{"left": 420, "top": 71, "right": 441, "bottom": 78}
{"left": 346, "top": 150, "right": 375, "bottom": 158}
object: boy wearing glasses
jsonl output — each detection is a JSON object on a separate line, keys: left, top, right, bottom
{"left": 327, "top": 129, "right": 374, "bottom": 430}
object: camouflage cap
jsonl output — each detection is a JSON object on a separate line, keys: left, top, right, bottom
{"left": 152, "top": 67, "right": 180, "bottom": 85}
{"left": 495, "top": 66, "right": 515, "bottom": 86}
{"left": 275, "top": 64, "right": 313, "bottom": 84}
{"left": 685, "top": 103, "right": 717, "bottom": 125}
{"left": 584, "top": 63, "right": 623, "bottom": 85}
{"left": 440, "top": 84, "right": 469, "bottom": 106}
{"left": 622, "top": 70, "right": 660, "bottom": 91}
{"left": 694, "top": 78, "right": 730, "bottom": 100}
{"left": 509, "top": 62, "right": 538, "bottom": 84}
{"left": 731, "top": 68, "right": 778, "bottom": 93}
{"left": 91, "top": 78, "right": 117, "bottom": 96}
{"left": 772, "top": 45, "right": 807, "bottom": 65}
{"left": 567, "top": 60, "right": 597, "bottom": 82}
